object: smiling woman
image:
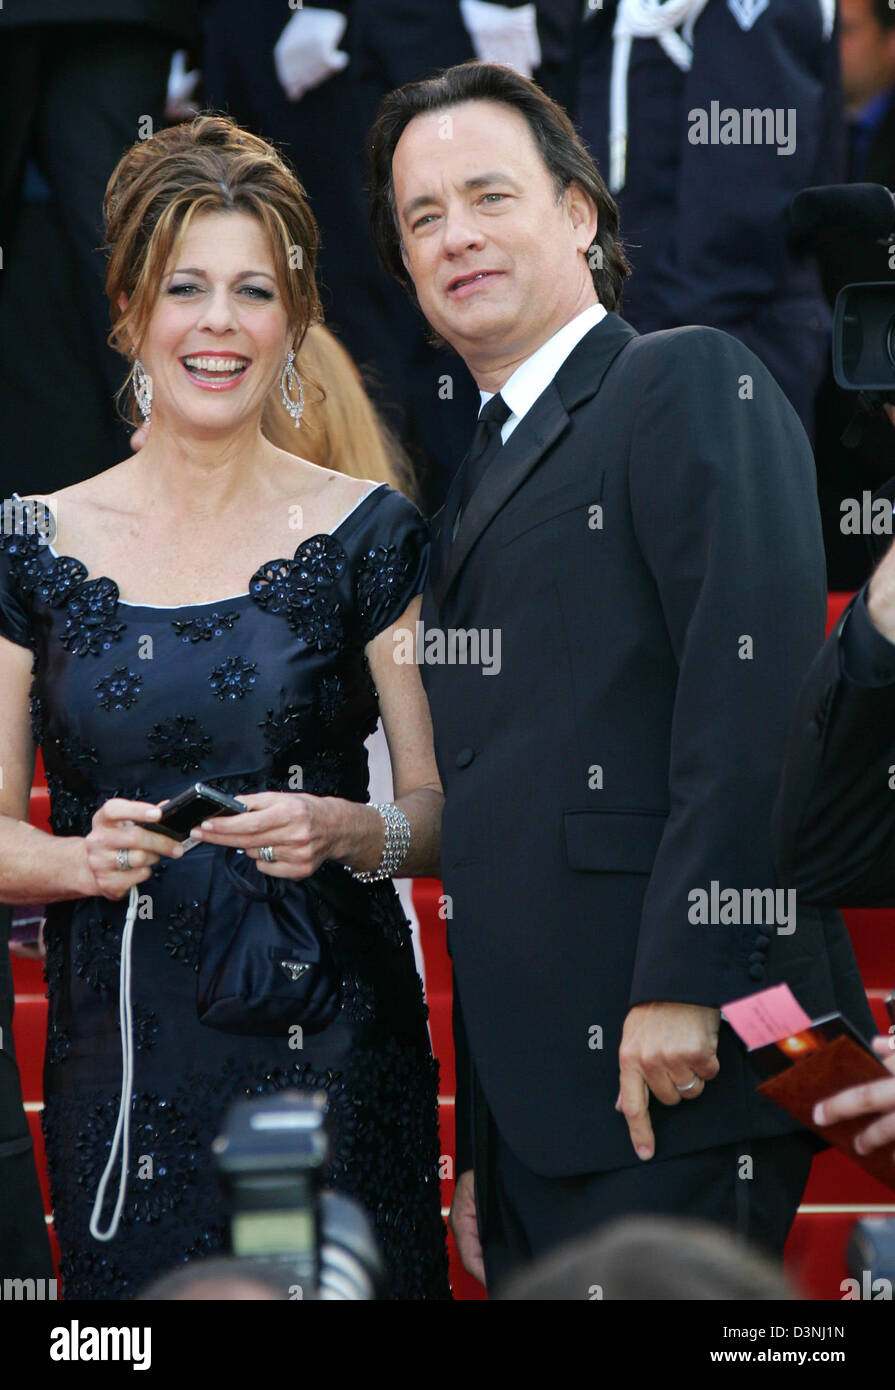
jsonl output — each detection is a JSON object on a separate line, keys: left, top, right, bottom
{"left": 104, "top": 114, "right": 321, "bottom": 429}
{"left": 0, "top": 113, "right": 448, "bottom": 1300}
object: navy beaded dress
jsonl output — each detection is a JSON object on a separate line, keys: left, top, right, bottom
{"left": 0, "top": 483, "right": 450, "bottom": 1300}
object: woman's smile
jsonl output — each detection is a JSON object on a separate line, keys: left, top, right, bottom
{"left": 179, "top": 351, "right": 252, "bottom": 390}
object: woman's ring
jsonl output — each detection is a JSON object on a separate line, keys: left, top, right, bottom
{"left": 259, "top": 845, "right": 276, "bottom": 863}
{"left": 116, "top": 848, "right": 131, "bottom": 870}
{"left": 675, "top": 1076, "right": 700, "bottom": 1093}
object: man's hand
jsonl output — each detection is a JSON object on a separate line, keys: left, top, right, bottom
{"left": 813, "top": 1036, "right": 895, "bottom": 1158}
{"left": 617, "top": 1002, "right": 721, "bottom": 1160}
{"left": 449, "top": 1168, "right": 486, "bottom": 1287}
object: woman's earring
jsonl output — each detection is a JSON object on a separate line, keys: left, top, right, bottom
{"left": 133, "top": 358, "right": 153, "bottom": 425}
{"left": 280, "top": 349, "right": 304, "bottom": 427}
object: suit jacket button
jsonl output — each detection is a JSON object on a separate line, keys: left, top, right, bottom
{"left": 807, "top": 719, "right": 820, "bottom": 739}
{"left": 748, "top": 951, "right": 766, "bottom": 964}
{"left": 456, "top": 747, "right": 475, "bottom": 769}
{"left": 754, "top": 934, "right": 771, "bottom": 949}
{"left": 748, "top": 964, "right": 765, "bottom": 981}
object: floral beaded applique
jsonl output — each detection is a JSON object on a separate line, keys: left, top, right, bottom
{"left": 258, "top": 698, "right": 314, "bottom": 761}
{"left": 74, "top": 914, "right": 120, "bottom": 996}
{"left": 58, "top": 577, "right": 126, "bottom": 657}
{"left": 45, "top": 774, "right": 93, "bottom": 837}
{"left": 249, "top": 534, "right": 347, "bottom": 652}
{"left": 94, "top": 666, "right": 144, "bottom": 712}
{"left": 208, "top": 654, "right": 257, "bottom": 701}
{"left": 165, "top": 900, "right": 204, "bottom": 970}
{"left": 0, "top": 504, "right": 125, "bottom": 654}
{"left": 148, "top": 714, "right": 213, "bottom": 772}
{"left": 356, "top": 543, "right": 412, "bottom": 641}
{"left": 171, "top": 610, "right": 241, "bottom": 643}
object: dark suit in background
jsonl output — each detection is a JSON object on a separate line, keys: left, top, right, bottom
{"left": 422, "top": 313, "right": 874, "bottom": 1285}
{"left": 577, "top": 0, "right": 841, "bottom": 440}
{"left": 0, "top": 1, "right": 197, "bottom": 496}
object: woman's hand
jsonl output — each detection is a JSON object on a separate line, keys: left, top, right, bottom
{"left": 189, "top": 792, "right": 343, "bottom": 879}
{"left": 84, "top": 797, "right": 185, "bottom": 900}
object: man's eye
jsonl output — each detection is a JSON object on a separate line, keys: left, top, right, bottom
{"left": 413, "top": 214, "right": 437, "bottom": 231}
{"left": 481, "top": 193, "right": 505, "bottom": 205}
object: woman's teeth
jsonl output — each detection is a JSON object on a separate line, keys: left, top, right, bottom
{"left": 182, "top": 356, "right": 249, "bottom": 381}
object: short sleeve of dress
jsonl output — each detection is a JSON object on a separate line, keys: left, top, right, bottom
{"left": 0, "top": 517, "right": 40, "bottom": 652}
{"left": 353, "top": 487, "right": 430, "bottom": 643}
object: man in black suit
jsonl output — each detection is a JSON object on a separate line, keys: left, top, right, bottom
{"left": 368, "top": 61, "right": 875, "bottom": 1290}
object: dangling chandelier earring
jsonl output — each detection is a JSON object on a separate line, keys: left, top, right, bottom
{"left": 133, "top": 357, "right": 153, "bottom": 425}
{"left": 280, "top": 348, "right": 304, "bottom": 427}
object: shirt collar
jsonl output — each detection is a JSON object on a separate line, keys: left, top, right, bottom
{"left": 479, "top": 303, "right": 607, "bottom": 422}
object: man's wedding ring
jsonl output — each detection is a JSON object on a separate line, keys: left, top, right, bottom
{"left": 116, "top": 848, "right": 131, "bottom": 870}
{"left": 260, "top": 845, "right": 276, "bottom": 863}
{"left": 676, "top": 1077, "right": 700, "bottom": 1093}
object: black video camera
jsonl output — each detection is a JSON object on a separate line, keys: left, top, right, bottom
{"left": 792, "top": 183, "right": 895, "bottom": 434}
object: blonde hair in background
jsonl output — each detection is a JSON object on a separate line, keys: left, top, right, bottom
{"left": 263, "top": 323, "right": 420, "bottom": 507}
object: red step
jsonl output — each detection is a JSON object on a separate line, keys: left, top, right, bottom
{"left": 10, "top": 995, "right": 46, "bottom": 1104}
{"left": 842, "top": 909, "right": 895, "bottom": 991}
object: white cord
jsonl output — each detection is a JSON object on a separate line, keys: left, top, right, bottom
{"left": 89, "top": 884, "right": 139, "bottom": 1242}
{"left": 609, "top": 0, "right": 711, "bottom": 192}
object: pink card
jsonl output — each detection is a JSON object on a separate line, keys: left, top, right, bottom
{"left": 721, "top": 984, "right": 814, "bottom": 1050}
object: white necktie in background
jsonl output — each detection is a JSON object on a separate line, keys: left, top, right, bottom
{"left": 273, "top": 7, "right": 350, "bottom": 104}
{"left": 459, "top": 0, "right": 542, "bottom": 78}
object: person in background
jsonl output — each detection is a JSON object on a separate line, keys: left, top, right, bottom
{"left": 811, "top": 0, "right": 895, "bottom": 589}
{"left": 261, "top": 323, "right": 420, "bottom": 507}
{"left": 0, "top": 1, "right": 200, "bottom": 493}
{"left": 498, "top": 1214, "right": 796, "bottom": 1300}
{"left": 576, "top": 0, "right": 842, "bottom": 441}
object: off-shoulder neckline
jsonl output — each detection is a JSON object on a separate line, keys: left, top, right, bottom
{"left": 12, "top": 482, "right": 391, "bottom": 612}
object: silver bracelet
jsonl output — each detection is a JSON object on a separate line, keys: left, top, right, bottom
{"left": 349, "top": 802, "right": 411, "bottom": 882}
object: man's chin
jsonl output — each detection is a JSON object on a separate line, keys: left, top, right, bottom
{"left": 434, "top": 306, "right": 514, "bottom": 355}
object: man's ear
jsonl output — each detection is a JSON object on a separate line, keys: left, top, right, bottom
{"left": 566, "top": 180, "right": 599, "bottom": 254}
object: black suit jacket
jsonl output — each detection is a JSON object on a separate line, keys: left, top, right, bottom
{"left": 421, "top": 314, "right": 875, "bottom": 1178}
{"left": 773, "top": 476, "right": 895, "bottom": 905}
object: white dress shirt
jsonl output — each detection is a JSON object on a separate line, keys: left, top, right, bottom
{"left": 479, "top": 302, "right": 608, "bottom": 443}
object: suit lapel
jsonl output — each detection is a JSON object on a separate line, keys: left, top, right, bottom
{"left": 431, "top": 313, "right": 639, "bottom": 611}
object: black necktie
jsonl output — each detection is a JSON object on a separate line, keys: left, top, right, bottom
{"left": 453, "top": 393, "right": 512, "bottom": 537}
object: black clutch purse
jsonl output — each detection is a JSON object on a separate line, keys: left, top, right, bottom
{"left": 198, "top": 846, "right": 341, "bottom": 1036}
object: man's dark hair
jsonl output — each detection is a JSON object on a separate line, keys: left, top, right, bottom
{"left": 368, "top": 61, "right": 631, "bottom": 315}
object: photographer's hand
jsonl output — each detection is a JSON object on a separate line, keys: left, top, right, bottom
{"left": 813, "top": 1037, "right": 895, "bottom": 1158}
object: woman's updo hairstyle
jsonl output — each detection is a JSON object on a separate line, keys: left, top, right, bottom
{"left": 103, "top": 112, "right": 321, "bottom": 424}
